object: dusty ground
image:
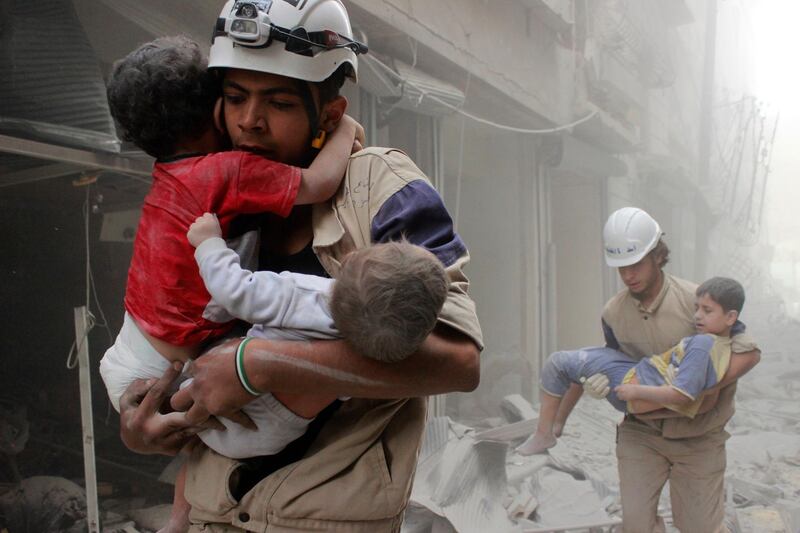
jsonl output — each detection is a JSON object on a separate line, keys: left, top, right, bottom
{"left": 405, "top": 321, "right": 800, "bottom": 532}
{"left": 504, "top": 322, "right": 800, "bottom": 532}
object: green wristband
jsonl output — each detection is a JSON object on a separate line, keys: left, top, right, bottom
{"left": 235, "top": 337, "right": 261, "bottom": 396}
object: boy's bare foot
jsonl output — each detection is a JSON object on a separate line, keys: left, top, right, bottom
{"left": 515, "top": 432, "right": 557, "bottom": 455}
{"left": 552, "top": 421, "right": 564, "bottom": 438}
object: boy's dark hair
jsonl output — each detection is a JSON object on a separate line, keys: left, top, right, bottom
{"left": 330, "top": 241, "right": 448, "bottom": 363}
{"left": 106, "top": 36, "right": 220, "bottom": 159}
{"left": 696, "top": 276, "right": 745, "bottom": 314}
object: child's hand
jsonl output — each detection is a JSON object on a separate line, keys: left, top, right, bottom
{"left": 336, "top": 115, "right": 365, "bottom": 153}
{"left": 614, "top": 384, "right": 639, "bottom": 401}
{"left": 349, "top": 119, "right": 365, "bottom": 154}
{"left": 353, "top": 120, "right": 365, "bottom": 152}
{"left": 187, "top": 213, "right": 222, "bottom": 248}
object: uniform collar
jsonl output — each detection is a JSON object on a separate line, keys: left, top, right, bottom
{"left": 311, "top": 201, "right": 344, "bottom": 249}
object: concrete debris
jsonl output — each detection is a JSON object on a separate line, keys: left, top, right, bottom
{"left": 505, "top": 454, "right": 551, "bottom": 486}
{"left": 726, "top": 432, "right": 800, "bottom": 468}
{"left": 522, "top": 468, "right": 614, "bottom": 529}
{"left": 733, "top": 505, "right": 790, "bottom": 533}
{"left": 776, "top": 499, "right": 800, "bottom": 533}
{"left": 0, "top": 476, "right": 86, "bottom": 532}
{"left": 516, "top": 517, "right": 622, "bottom": 533}
{"left": 406, "top": 417, "right": 515, "bottom": 533}
{"left": 474, "top": 419, "right": 538, "bottom": 443}
{"left": 728, "top": 476, "right": 785, "bottom": 506}
{"left": 500, "top": 395, "right": 538, "bottom": 423}
{"left": 101, "top": 520, "right": 141, "bottom": 533}
{"left": 504, "top": 482, "right": 538, "bottom": 520}
{"left": 406, "top": 416, "right": 620, "bottom": 533}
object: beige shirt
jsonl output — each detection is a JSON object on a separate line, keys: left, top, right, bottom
{"left": 602, "top": 274, "right": 698, "bottom": 359}
{"left": 603, "top": 274, "right": 758, "bottom": 438}
{"left": 184, "top": 148, "right": 482, "bottom": 532}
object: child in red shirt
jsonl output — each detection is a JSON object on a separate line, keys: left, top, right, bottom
{"left": 100, "top": 35, "right": 360, "bottom": 410}
{"left": 100, "top": 35, "right": 361, "bottom": 533}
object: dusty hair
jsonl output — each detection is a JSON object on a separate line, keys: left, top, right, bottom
{"left": 649, "top": 238, "right": 670, "bottom": 268}
{"left": 696, "top": 276, "right": 745, "bottom": 314}
{"left": 330, "top": 241, "right": 448, "bottom": 363}
{"left": 106, "top": 36, "right": 220, "bottom": 158}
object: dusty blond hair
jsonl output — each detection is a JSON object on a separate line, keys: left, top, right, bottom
{"left": 330, "top": 240, "right": 448, "bottom": 363}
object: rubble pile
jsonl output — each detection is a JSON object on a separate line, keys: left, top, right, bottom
{"left": 403, "top": 329, "right": 800, "bottom": 533}
{"left": 725, "top": 344, "right": 800, "bottom": 533}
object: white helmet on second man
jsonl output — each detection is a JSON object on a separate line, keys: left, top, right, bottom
{"left": 603, "top": 207, "right": 664, "bottom": 268}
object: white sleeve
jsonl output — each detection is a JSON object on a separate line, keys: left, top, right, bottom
{"left": 194, "top": 237, "right": 338, "bottom": 335}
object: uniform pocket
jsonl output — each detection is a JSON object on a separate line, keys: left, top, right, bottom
{"left": 368, "top": 438, "right": 393, "bottom": 487}
{"left": 184, "top": 445, "right": 241, "bottom": 516}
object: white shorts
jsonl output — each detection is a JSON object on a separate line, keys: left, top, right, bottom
{"left": 99, "top": 312, "right": 175, "bottom": 412}
{"left": 100, "top": 312, "right": 311, "bottom": 458}
{"left": 197, "top": 389, "right": 313, "bottom": 459}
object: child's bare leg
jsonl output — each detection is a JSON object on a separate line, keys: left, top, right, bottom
{"left": 552, "top": 383, "right": 583, "bottom": 437}
{"left": 516, "top": 390, "right": 562, "bottom": 455}
{"left": 158, "top": 463, "right": 190, "bottom": 533}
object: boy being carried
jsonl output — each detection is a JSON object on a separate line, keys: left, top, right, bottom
{"left": 99, "top": 35, "right": 363, "bottom": 410}
{"left": 518, "top": 277, "right": 749, "bottom": 455}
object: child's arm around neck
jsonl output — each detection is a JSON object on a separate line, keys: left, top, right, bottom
{"left": 295, "top": 115, "right": 362, "bottom": 204}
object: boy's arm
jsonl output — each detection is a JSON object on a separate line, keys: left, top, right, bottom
{"left": 615, "top": 383, "right": 693, "bottom": 414}
{"left": 295, "top": 115, "right": 363, "bottom": 204}
{"left": 635, "top": 387, "right": 721, "bottom": 419}
{"left": 664, "top": 350, "right": 761, "bottom": 415}
{"left": 170, "top": 325, "right": 479, "bottom": 423}
{"left": 188, "top": 213, "right": 337, "bottom": 333}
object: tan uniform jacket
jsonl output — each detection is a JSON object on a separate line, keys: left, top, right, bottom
{"left": 184, "top": 148, "right": 483, "bottom": 532}
{"left": 602, "top": 274, "right": 757, "bottom": 439}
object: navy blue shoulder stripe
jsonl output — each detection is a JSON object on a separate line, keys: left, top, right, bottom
{"left": 371, "top": 180, "right": 467, "bottom": 267}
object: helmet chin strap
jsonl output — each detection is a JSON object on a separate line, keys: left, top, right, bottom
{"left": 294, "top": 79, "right": 322, "bottom": 153}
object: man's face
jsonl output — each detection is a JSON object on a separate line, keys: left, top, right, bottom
{"left": 221, "top": 68, "right": 315, "bottom": 165}
{"left": 694, "top": 293, "right": 736, "bottom": 335}
{"left": 617, "top": 253, "right": 661, "bottom": 300}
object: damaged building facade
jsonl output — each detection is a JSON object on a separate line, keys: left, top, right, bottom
{"left": 1, "top": 0, "right": 795, "bottom": 532}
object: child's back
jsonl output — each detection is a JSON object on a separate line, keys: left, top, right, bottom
{"left": 105, "top": 36, "right": 301, "bottom": 354}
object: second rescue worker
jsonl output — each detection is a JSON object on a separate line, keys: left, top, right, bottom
{"left": 597, "top": 207, "right": 760, "bottom": 533}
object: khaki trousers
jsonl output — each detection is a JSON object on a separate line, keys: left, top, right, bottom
{"left": 616, "top": 418, "right": 729, "bottom": 533}
{"left": 188, "top": 518, "right": 402, "bottom": 533}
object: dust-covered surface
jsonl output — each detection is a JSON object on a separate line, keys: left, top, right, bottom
{"left": 405, "top": 323, "right": 800, "bottom": 533}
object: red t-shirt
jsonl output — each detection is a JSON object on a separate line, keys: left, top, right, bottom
{"left": 124, "top": 151, "right": 301, "bottom": 346}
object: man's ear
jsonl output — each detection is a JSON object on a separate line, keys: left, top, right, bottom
{"left": 319, "top": 95, "right": 348, "bottom": 132}
{"left": 213, "top": 97, "right": 225, "bottom": 134}
{"left": 725, "top": 310, "right": 739, "bottom": 327}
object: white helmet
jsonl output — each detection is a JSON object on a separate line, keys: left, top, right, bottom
{"left": 603, "top": 207, "right": 664, "bottom": 267}
{"left": 209, "top": 0, "right": 366, "bottom": 82}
